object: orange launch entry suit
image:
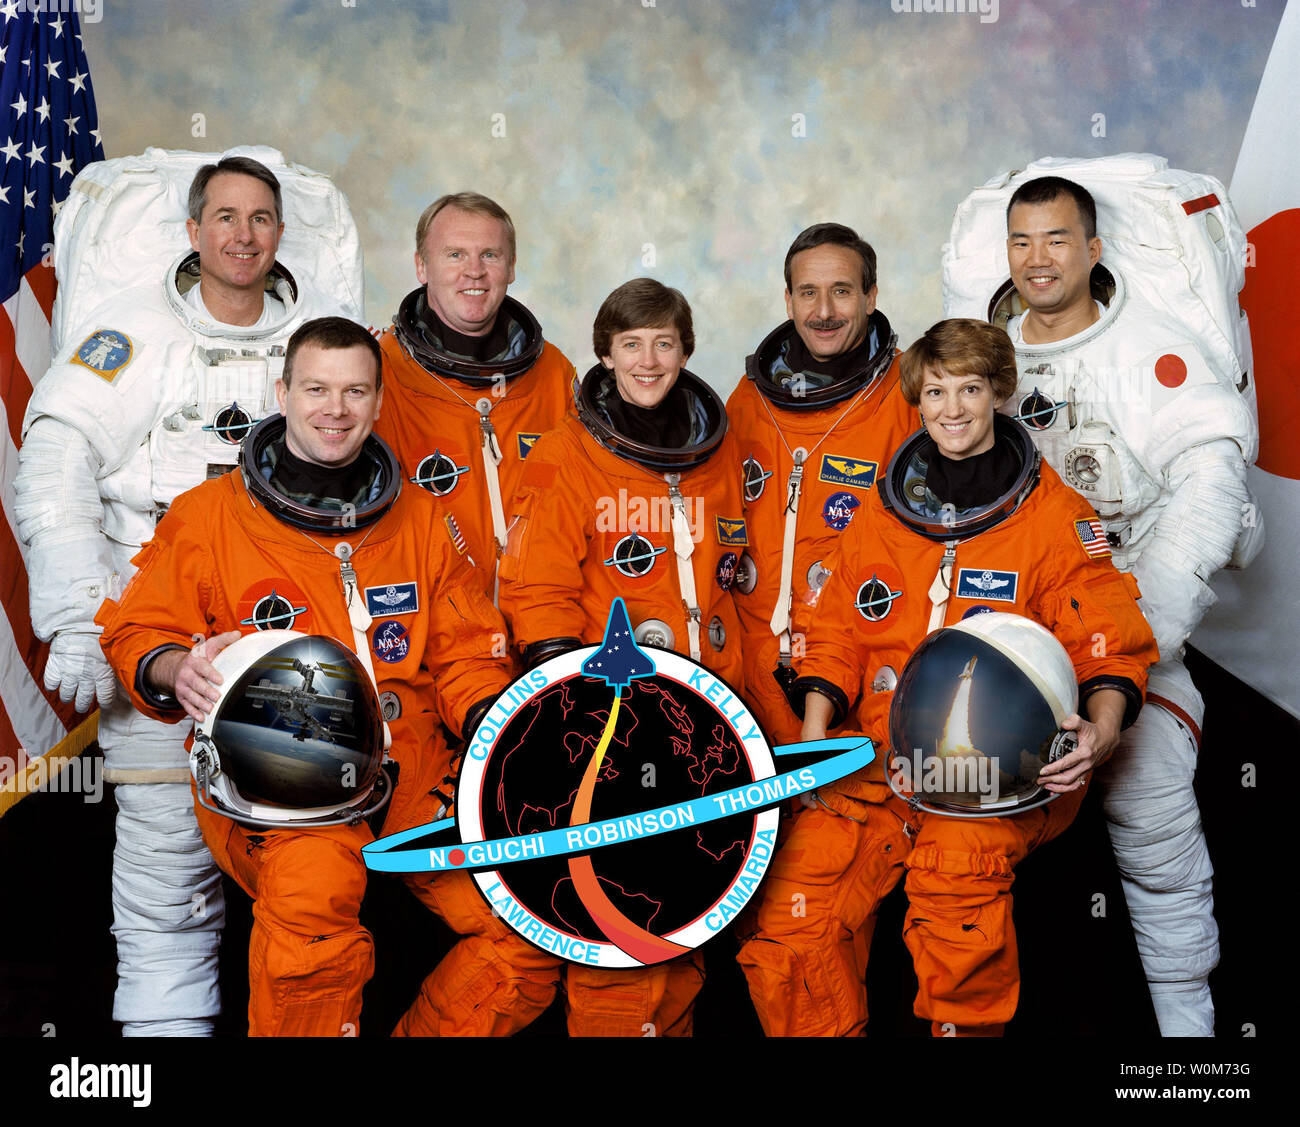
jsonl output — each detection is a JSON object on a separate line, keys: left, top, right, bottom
{"left": 737, "top": 428, "right": 1157, "bottom": 1036}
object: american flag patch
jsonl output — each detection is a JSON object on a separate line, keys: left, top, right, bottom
{"left": 445, "top": 514, "right": 468, "bottom": 555}
{"left": 1074, "top": 518, "right": 1111, "bottom": 558}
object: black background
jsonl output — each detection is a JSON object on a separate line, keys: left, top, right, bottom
{"left": 1, "top": 647, "right": 1283, "bottom": 1103}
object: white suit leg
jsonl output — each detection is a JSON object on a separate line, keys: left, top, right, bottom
{"left": 102, "top": 697, "right": 225, "bottom": 1035}
{"left": 1098, "top": 660, "right": 1217, "bottom": 1036}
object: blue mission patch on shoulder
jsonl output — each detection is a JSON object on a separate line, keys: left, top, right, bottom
{"left": 71, "top": 329, "right": 133, "bottom": 381}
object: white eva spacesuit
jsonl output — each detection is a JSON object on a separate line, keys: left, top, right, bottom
{"left": 943, "top": 154, "right": 1262, "bottom": 1036}
{"left": 13, "top": 146, "right": 364, "bottom": 1036}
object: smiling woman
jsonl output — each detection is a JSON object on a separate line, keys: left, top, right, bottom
{"left": 496, "top": 277, "right": 748, "bottom": 1036}
{"left": 740, "top": 315, "right": 1158, "bottom": 1038}
{"left": 901, "top": 318, "right": 1018, "bottom": 465}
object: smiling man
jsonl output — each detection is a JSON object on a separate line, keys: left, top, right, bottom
{"left": 184, "top": 161, "right": 286, "bottom": 325}
{"left": 276, "top": 337, "right": 383, "bottom": 467}
{"left": 1002, "top": 175, "right": 1260, "bottom": 1036}
{"left": 14, "top": 151, "right": 362, "bottom": 1037}
{"left": 725, "top": 224, "right": 916, "bottom": 746}
{"left": 376, "top": 193, "right": 575, "bottom": 601}
{"left": 97, "top": 318, "right": 560, "bottom": 1038}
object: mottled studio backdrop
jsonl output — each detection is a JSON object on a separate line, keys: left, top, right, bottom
{"left": 80, "top": 0, "right": 1284, "bottom": 394}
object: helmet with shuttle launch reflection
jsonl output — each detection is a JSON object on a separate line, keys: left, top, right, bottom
{"left": 886, "top": 612, "right": 1078, "bottom": 817}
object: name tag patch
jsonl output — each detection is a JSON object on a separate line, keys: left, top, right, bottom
{"left": 955, "top": 568, "right": 1018, "bottom": 602}
{"left": 365, "top": 582, "right": 419, "bottom": 615}
{"left": 819, "top": 454, "right": 879, "bottom": 489}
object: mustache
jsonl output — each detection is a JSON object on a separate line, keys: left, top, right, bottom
{"left": 804, "top": 318, "right": 848, "bottom": 331}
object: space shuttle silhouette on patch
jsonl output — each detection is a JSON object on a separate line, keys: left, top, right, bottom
{"left": 581, "top": 597, "right": 655, "bottom": 692}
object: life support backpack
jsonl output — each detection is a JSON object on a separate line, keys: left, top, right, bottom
{"left": 50, "top": 144, "right": 364, "bottom": 349}
{"left": 941, "top": 152, "right": 1254, "bottom": 413}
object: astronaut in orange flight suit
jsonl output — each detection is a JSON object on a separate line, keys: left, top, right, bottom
{"left": 98, "top": 320, "right": 561, "bottom": 1037}
{"left": 737, "top": 319, "right": 1158, "bottom": 1036}
{"left": 375, "top": 192, "right": 575, "bottom": 596}
{"left": 726, "top": 224, "right": 915, "bottom": 746}
{"left": 498, "top": 280, "right": 747, "bottom": 1036}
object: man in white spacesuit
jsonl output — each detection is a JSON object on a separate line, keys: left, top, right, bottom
{"left": 1002, "top": 176, "right": 1257, "bottom": 1036}
{"left": 13, "top": 154, "right": 360, "bottom": 1036}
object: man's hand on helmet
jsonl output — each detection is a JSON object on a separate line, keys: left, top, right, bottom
{"left": 149, "top": 631, "right": 242, "bottom": 723}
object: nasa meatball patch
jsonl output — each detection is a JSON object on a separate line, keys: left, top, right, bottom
{"left": 955, "top": 568, "right": 1018, "bottom": 603}
{"left": 822, "top": 491, "right": 860, "bottom": 531}
{"left": 373, "top": 620, "right": 411, "bottom": 664}
{"left": 716, "top": 551, "right": 739, "bottom": 591}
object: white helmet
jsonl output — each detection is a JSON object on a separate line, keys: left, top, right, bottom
{"left": 190, "top": 630, "right": 391, "bottom": 827}
{"left": 886, "top": 612, "right": 1078, "bottom": 818}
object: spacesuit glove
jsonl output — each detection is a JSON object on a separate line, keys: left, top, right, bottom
{"left": 45, "top": 631, "right": 117, "bottom": 713}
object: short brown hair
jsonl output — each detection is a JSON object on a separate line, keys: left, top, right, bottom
{"left": 283, "top": 317, "right": 382, "bottom": 391}
{"left": 592, "top": 278, "right": 695, "bottom": 360}
{"left": 188, "top": 156, "right": 283, "bottom": 226}
{"left": 415, "top": 192, "right": 516, "bottom": 264}
{"left": 784, "top": 222, "right": 877, "bottom": 293}
{"left": 899, "top": 319, "right": 1017, "bottom": 406}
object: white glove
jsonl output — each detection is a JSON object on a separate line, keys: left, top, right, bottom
{"left": 44, "top": 632, "right": 117, "bottom": 713}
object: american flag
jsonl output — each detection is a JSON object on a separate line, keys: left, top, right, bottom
{"left": 1, "top": 5, "right": 104, "bottom": 815}
{"left": 1074, "top": 517, "right": 1111, "bottom": 560}
{"left": 445, "top": 513, "right": 468, "bottom": 555}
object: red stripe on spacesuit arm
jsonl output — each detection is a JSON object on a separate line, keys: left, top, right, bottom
{"left": 1181, "top": 193, "right": 1220, "bottom": 216}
